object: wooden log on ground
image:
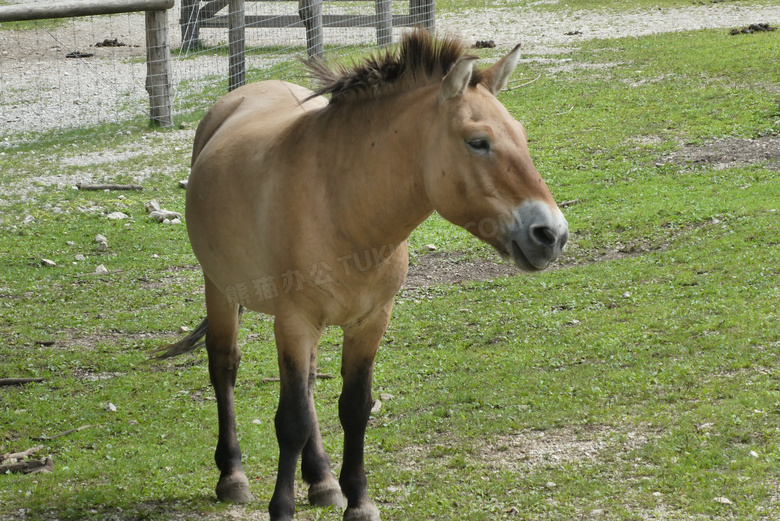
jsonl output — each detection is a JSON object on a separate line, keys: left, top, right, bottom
{"left": 1, "top": 446, "right": 43, "bottom": 463}
{"left": 0, "top": 377, "right": 45, "bottom": 386}
{"left": 76, "top": 183, "right": 144, "bottom": 191}
{"left": 262, "top": 373, "right": 333, "bottom": 383}
{"left": 33, "top": 424, "right": 93, "bottom": 442}
{"left": 557, "top": 198, "right": 581, "bottom": 208}
{"left": 0, "top": 458, "right": 54, "bottom": 474}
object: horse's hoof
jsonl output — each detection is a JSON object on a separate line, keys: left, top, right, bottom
{"left": 343, "top": 503, "right": 381, "bottom": 521}
{"left": 216, "top": 472, "right": 254, "bottom": 504}
{"left": 308, "top": 479, "right": 347, "bottom": 509}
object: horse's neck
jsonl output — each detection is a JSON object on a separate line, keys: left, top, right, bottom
{"left": 306, "top": 89, "right": 438, "bottom": 248}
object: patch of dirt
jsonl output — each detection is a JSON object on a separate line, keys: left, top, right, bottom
{"left": 403, "top": 251, "right": 518, "bottom": 289}
{"left": 52, "top": 330, "right": 177, "bottom": 351}
{"left": 71, "top": 368, "right": 125, "bottom": 381}
{"left": 402, "top": 240, "right": 662, "bottom": 290}
{"left": 662, "top": 135, "right": 780, "bottom": 171}
{"left": 0, "top": 503, "right": 271, "bottom": 521}
{"left": 398, "top": 424, "right": 655, "bottom": 475}
{"left": 481, "top": 425, "right": 652, "bottom": 474}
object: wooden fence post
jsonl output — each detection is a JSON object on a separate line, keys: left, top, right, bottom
{"left": 299, "top": 0, "right": 323, "bottom": 59}
{"left": 375, "top": 0, "right": 392, "bottom": 47}
{"left": 410, "top": 0, "right": 435, "bottom": 32}
{"left": 228, "top": 0, "right": 246, "bottom": 91}
{"left": 180, "top": 0, "right": 201, "bottom": 51}
{"left": 145, "top": 9, "right": 173, "bottom": 126}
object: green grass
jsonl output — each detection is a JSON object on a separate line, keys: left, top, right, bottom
{"left": 2, "top": 18, "right": 780, "bottom": 521}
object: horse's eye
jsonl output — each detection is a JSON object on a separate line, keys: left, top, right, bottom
{"left": 466, "top": 138, "right": 491, "bottom": 155}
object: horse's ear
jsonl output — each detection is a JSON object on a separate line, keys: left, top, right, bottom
{"left": 480, "top": 43, "right": 522, "bottom": 95}
{"left": 439, "top": 56, "right": 479, "bottom": 103}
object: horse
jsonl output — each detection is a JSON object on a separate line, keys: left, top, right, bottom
{"left": 158, "top": 30, "right": 568, "bottom": 521}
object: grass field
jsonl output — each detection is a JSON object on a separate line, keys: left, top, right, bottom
{"left": 2, "top": 2, "right": 780, "bottom": 520}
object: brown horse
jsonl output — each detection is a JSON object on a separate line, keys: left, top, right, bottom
{"left": 159, "top": 31, "right": 568, "bottom": 521}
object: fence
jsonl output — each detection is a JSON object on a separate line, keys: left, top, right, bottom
{"left": 0, "top": 0, "right": 436, "bottom": 139}
{"left": 180, "top": 0, "right": 435, "bottom": 91}
{"left": 0, "top": 0, "right": 174, "bottom": 127}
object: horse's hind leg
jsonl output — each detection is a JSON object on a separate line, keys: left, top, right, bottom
{"left": 204, "top": 275, "right": 254, "bottom": 503}
{"left": 339, "top": 304, "right": 392, "bottom": 521}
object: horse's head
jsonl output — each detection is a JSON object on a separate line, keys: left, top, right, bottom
{"left": 423, "top": 46, "right": 568, "bottom": 271}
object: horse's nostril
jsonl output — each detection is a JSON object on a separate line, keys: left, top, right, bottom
{"left": 531, "top": 225, "right": 557, "bottom": 247}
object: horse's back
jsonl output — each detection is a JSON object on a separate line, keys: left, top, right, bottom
{"left": 191, "top": 80, "right": 326, "bottom": 165}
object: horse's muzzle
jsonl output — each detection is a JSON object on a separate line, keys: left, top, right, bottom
{"left": 505, "top": 200, "right": 568, "bottom": 271}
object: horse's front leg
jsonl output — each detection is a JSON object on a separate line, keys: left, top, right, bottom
{"left": 301, "top": 348, "right": 347, "bottom": 509}
{"left": 268, "top": 314, "right": 325, "bottom": 521}
{"left": 203, "top": 276, "right": 254, "bottom": 503}
{"left": 339, "top": 304, "right": 392, "bottom": 521}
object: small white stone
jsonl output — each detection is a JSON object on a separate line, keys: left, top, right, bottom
{"left": 178, "top": 326, "right": 190, "bottom": 334}
{"left": 178, "top": 180, "right": 188, "bottom": 189}
{"left": 371, "top": 400, "right": 382, "bottom": 414}
{"left": 94, "top": 234, "right": 107, "bottom": 243}
{"left": 713, "top": 497, "right": 733, "bottom": 505}
{"left": 749, "top": 450, "right": 759, "bottom": 458}
{"left": 97, "top": 241, "right": 108, "bottom": 251}
{"left": 622, "top": 291, "right": 632, "bottom": 298}
{"left": 75, "top": 254, "right": 85, "bottom": 261}
{"left": 545, "top": 481, "right": 557, "bottom": 489}
{"left": 423, "top": 244, "right": 437, "bottom": 251}
{"left": 170, "top": 218, "right": 182, "bottom": 225}
{"left": 106, "top": 212, "right": 128, "bottom": 220}
{"left": 162, "top": 218, "right": 171, "bottom": 225}
{"left": 104, "top": 402, "right": 117, "bottom": 412}
{"left": 379, "top": 393, "right": 394, "bottom": 401}
{"left": 41, "top": 258, "right": 57, "bottom": 267}
{"left": 145, "top": 200, "right": 161, "bottom": 213}
{"left": 94, "top": 264, "right": 109, "bottom": 274}
{"left": 148, "top": 209, "right": 182, "bottom": 222}
{"left": 252, "top": 419, "right": 262, "bottom": 425}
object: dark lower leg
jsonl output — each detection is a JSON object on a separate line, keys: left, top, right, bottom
{"left": 300, "top": 354, "right": 344, "bottom": 508}
{"left": 268, "top": 374, "right": 313, "bottom": 520}
{"left": 202, "top": 275, "right": 253, "bottom": 505}
{"left": 208, "top": 337, "right": 253, "bottom": 503}
{"left": 338, "top": 365, "right": 374, "bottom": 509}
{"left": 337, "top": 306, "right": 391, "bottom": 521}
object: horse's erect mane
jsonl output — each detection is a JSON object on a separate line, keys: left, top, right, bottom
{"left": 307, "top": 30, "right": 482, "bottom": 103}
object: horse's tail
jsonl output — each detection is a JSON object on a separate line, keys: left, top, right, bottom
{"left": 151, "top": 306, "right": 245, "bottom": 359}
{"left": 152, "top": 317, "right": 209, "bottom": 359}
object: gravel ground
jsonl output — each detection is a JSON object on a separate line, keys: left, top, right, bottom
{"left": 0, "top": 1, "right": 778, "bottom": 137}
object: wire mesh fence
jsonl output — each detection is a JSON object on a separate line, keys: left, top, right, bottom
{"left": 0, "top": 0, "right": 437, "bottom": 141}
